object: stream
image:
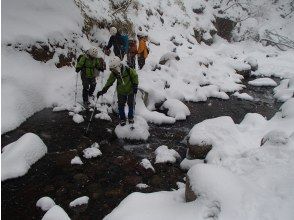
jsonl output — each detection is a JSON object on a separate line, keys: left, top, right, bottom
{"left": 1, "top": 78, "right": 281, "bottom": 220}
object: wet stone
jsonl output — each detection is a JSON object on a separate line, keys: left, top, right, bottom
{"left": 73, "top": 173, "right": 89, "bottom": 186}
{"left": 124, "top": 175, "right": 142, "bottom": 186}
{"left": 104, "top": 188, "right": 124, "bottom": 198}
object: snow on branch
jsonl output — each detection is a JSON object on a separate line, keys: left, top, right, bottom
{"left": 260, "top": 30, "right": 294, "bottom": 51}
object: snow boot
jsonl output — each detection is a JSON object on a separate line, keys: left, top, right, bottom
{"left": 128, "top": 118, "right": 134, "bottom": 124}
{"left": 120, "top": 119, "right": 126, "bottom": 126}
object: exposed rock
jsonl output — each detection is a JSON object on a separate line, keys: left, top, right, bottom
{"left": 124, "top": 175, "right": 142, "bottom": 186}
{"left": 185, "top": 175, "right": 197, "bottom": 202}
{"left": 187, "top": 143, "right": 212, "bottom": 159}
{"left": 28, "top": 45, "right": 54, "bottom": 62}
{"left": 104, "top": 188, "right": 124, "bottom": 198}
{"left": 214, "top": 17, "right": 237, "bottom": 42}
{"left": 235, "top": 69, "right": 251, "bottom": 79}
{"left": 193, "top": 28, "right": 215, "bottom": 45}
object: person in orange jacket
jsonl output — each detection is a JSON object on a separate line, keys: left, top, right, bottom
{"left": 137, "top": 33, "right": 149, "bottom": 69}
{"left": 127, "top": 38, "right": 138, "bottom": 69}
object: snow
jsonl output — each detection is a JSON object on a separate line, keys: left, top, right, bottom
{"left": 95, "top": 112, "right": 112, "bottom": 121}
{"left": 115, "top": 116, "right": 150, "bottom": 141}
{"left": 71, "top": 156, "right": 83, "bottom": 165}
{"left": 73, "top": 114, "right": 84, "bottom": 124}
{"left": 140, "top": 159, "right": 155, "bottom": 172}
{"left": 248, "top": 78, "right": 278, "bottom": 87}
{"left": 1, "top": 133, "right": 47, "bottom": 181}
{"left": 42, "top": 205, "right": 70, "bottom": 220}
{"left": 36, "top": 197, "right": 56, "bottom": 211}
{"left": 232, "top": 92, "right": 254, "bottom": 101}
{"left": 69, "top": 196, "right": 89, "bottom": 207}
{"left": 155, "top": 145, "right": 181, "bottom": 164}
{"left": 161, "top": 99, "right": 190, "bottom": 120}
{"left": 280, "top": 98, "right": 294, "bottom": 118}
{"left": 83, "top": 143, "right": 102, "bottom": 159}
{"left": 274, "top": 78, "right": 294, "bottom": 102}
{"left": 136, "top": 183, "right": 149, "bottom": 189}
{"left": 180, "top": 158, "right": 204, "bottom": 171}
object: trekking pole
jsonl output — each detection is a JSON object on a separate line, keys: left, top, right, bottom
{"left": 85, "top": 98, "right": 99, "bottom": 135}
{"left": 74, "top": 72, "right": 79, "bottom": 107}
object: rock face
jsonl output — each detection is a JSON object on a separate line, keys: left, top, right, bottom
{"left": 187, "top": 143, "right": 212, "bottom": 159}
{"left": 214, "top": 17, "right": 237, "bottom": 42}
{"left": 185, "top": 175, "right": 197, "bottom": 202}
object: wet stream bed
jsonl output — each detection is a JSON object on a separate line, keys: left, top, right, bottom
{"left": 1, "top": 78, "right": 282, "bottom": 220}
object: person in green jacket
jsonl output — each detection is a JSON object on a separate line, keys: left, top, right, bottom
{"left": 97, "top": 56, "right": 138, "bottom": 126}
{"left": 76, "top": 47, "right": 105, "bottom": 106}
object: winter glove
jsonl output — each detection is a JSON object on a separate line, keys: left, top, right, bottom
{"left": 97, "top": 89, "right": 107, "bottom": 98}
{"left": 133, "top": 85, "right": 138, "bottom": 94}
{"left": 75, "top": 67, "right": 81, "bottom": 73}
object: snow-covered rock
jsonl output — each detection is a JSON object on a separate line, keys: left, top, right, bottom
{"left": 83, "top": 143, "right": 102, "bottom": 159}
{"left": 115, "top": 116, "right": 150, "bottom": 141}
{"left": 232, "top": 92, "right": 254, "bottom": 101}
{"left": 274, "top": 79, "right": 294, "bottom": 102}
{"left": 136, "top": 183, "right": 149, "bottom": 189}
{"left": 71, "top": 156, "right": 83, "bottom": 165}
{"left": 248, "top": 78, "right": 277, "bottom": 87}
{"left": 2, "top": 133, "right": 47, "bottom": 181}
{"left": 36, "top": 197, "right": 56, "bottom": 211}
{"left": 140, "top": 158, "right": 155, "bottom": 172}
{"left": 155, "top": 145, "right": 181, "bottom": 164}
{"left": 180, "top": 158, "right": 204, "bottom": 171}
{"left": 69, "top": 196, "right": 89, "bottom": 207}
{"left": 42, "top": 205, "right": 70, "bottom": 220}
{"left": 280, "top": 98, "right": 294, "bottom": 118}
{"left": 73, "top": 114, "right": 84, "bottom": 124}
{"left": 261, "top": 130, "right": 289, "bottom": 146}
{"left": 161, "top": 99, "right": 190, "bottom": 120}
{"left": 95, "top": 112, "right": 112, "bottom": 121}
{"left": 244, "top": 56, "right": 258, "bottom": 71}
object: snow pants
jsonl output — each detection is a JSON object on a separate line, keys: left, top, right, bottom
{"left": 118, "top": 93, "right": 135, "bottom": 120}
{"left": 81, "top": 73, "right": 96, "bottom": 102}
{"left": 127, "top": 53, "right": 136, "bottom": 69}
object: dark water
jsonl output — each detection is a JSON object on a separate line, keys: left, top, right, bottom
{"left": 1, "top": 78, "right": 281, "bottom": 220}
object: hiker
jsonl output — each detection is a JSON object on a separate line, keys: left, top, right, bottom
{"left": 104, "top": 27, "right": 125, "bottom": 60}
{"left": 96, "top": 56, "right": 138, "bottom": 126}
{"left": 137, "top": 32, "right": 149, "bottom": 69}
{"left": 75, "top": 47, "right": 106, "bottom": 106}
{"left": 127, "top": 38, "right": 137, "bottom": 69}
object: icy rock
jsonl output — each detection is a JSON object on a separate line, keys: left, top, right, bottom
{"left": 36, "top": 197, "right": 56, "bottom": 211}
{"left": 261, "top": 130, "right": 289, "bottom": 146}
{"left": 95, "top": 112, "right": 112, "bottom": 121}
{"left": 159, "top": 52, "right": 180, "bottom": 65}
{"left": 71, "top": 156, "right": 83, "bottom": 165}
{"left": 83, "top": 143, "right": 102, "bottom": 159}
{"left": 115, "top": 116, "right": 150, "bottom": 141}
{"left": 42, "top": 205, "right": 70, "bottom": 220}
{"left": 244, "top": 56, "right": 258, "bottom": 71}
{"left": 155, "top": 145, "right": 181, "bottom": 164}
{"left": 140, "top": 158, "right": 155, "bottom": 172}
{"left": 161, "top": 99, "right": 190, "bottom": 120}
{"left": 136, "top": 183, "right": 149, "bottom": 189}
{"left": 73, "top": 114, "right": 84, "bottom": 124}
{"left": 2, "top": 133, "right": 47, "bottom": 181}
{"left": 180, "top": 158, "right": 204, "bottom": 171}
{"left": 248, "top": 78, "right": 277, "bottom": 87}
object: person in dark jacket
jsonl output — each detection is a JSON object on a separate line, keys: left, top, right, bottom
{"left": 104, "top": 27, "right": 125, "bottom": 60}
{"left": 97, "top": 56, "right": 138, "bottom": 126}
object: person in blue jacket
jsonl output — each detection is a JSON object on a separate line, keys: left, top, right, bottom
{"left": 104, "top": 27, "right": 126, "bottom": 60}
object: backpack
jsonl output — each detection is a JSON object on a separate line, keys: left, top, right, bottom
{"left": 121, "top": 35, "right": 129, "bottom": 53}
{"left": 77, "top": 54, "right": 84, "bottom": 63}
{"left": 129, "top": 40, "right": 137, "bottom": 53}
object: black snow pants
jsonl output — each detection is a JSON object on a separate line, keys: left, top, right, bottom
{"left": 81, "top": 73, "right": 96, "bottom": 102}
